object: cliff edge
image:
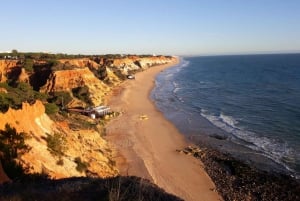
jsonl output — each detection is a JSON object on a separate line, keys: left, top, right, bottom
{"left": 0, "top": 55, "right": 177, "bottom": 183}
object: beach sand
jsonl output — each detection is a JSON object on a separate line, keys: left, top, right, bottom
{"left": 105, "top": 59, "right": 222, "bottom": 201}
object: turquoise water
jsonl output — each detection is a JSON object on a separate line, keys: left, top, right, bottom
{"left": 152, "top": 54, "right": 300, "bottom": 178}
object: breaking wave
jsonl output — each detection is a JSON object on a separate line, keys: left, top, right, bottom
{"left": 200, "top": 109, "right": 298, "bottom": 174}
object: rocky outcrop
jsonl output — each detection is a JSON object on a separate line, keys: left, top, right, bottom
{"left": 110, "top": 56, "right": 176, "bottom": 72}
{"left": 0, "top": 59, "right": 22, "bottom": 82}
{"left": 0, "top": 101, "right": 118, "bottom": 180}
{"left": 177, "top": 145, "right": 300, "bottom": 201}
{"left": 0, "top": 100, "right": 47, "bottom": 134}
{"left": 41, "top": 67, "right": 109, "bottom": 105}
{"left": 59, "top": 58, "right": 100, "bottom": 70}
{"left": 0, "top": 55, "right": 176, "bottom": 182}
{"left": 137, "top": 56, "right": 175, "bottom": 69}
{"left": 40, "top": 56, "right": 175, "bottom": 105}
{"left": 18, "top": 68, "right": 30, "bottom": 83}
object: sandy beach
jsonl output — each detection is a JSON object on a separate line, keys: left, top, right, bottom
{"left": 105, "top": 59, "right": 222, "bottom": 201}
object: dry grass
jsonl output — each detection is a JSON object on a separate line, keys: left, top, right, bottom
{"left": 0, "top": 176, "right": 182, "bottom": 201}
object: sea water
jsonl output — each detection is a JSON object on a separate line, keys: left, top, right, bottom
{"left": 151, "top": 54, "right": 300, "bottom": 178}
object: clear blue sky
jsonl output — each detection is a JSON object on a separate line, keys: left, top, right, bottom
{"left": 1, "top": 0, "right": 300, "bottom": 55}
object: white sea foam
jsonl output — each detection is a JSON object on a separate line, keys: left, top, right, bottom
{"left": 220, "top": 112, "right": 238, "bottom": 128}
{"left": 200, "top": 109, "right": 298, "bottom": 174}
{"left": 173, "top": 58, "right": 190, "bottom": 72}
{"left": 180, "top": 59, "right": 190, "bottom": 68}
{"left": 159, "top": 58, "right": 190, "bottom": 81}
{"left": 173, "top": 87, "right": 181, "bottom": 93}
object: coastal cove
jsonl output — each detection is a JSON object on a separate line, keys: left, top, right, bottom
{"left": 0, "top": 52, "right": 298, "bottom": 200}
{"left": 105, "top": 59, "right": 222, "bottom": 201}
{"left": 106, "top": 56, "right": 300, "bottom": 201}
{"left": 152, "top": 55, "right": 300, "bottom": 178}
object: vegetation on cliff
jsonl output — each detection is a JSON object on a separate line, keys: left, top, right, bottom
{"left": 0, "top": 124, "right": 31, "bottom": 179}
{"left": 0, "top": 52, "right": 178, "bottom": 199}
{"left": 0, "top": 52, "right": 175, "bottom": 111}
{"left": 0, "top": 176, "right": 182, "bottom": 201}
{"left": 0, "top": 82, "right": 47, "bottom": 112}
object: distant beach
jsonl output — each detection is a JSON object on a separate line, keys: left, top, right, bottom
{"left": 105, "top": 59, "right": 222, "bottom": 201}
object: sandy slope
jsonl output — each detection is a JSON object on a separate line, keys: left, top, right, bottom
{"left": 106, "top": 60, "right": 222, "bottom": 201}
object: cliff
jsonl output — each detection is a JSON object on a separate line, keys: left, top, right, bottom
{"left": 39, "top": 56, "right": 175, "bottom": 105}
{"left": 59, "top": 58, "right": 100, "bottom": 70}
{"left": 0, "top": 101, "right": 118, "bottom": 181}
{"left": 110, "top": 56, "right": 175, "bottom": 72}
{"left": 41, "top": 67, "right": 109, "bottom": 105}
{"left": 0, "top": 59, "right": 22, "bottom": 82}
{"left": 0, "top": 55, "right": 176, "bottom": 184}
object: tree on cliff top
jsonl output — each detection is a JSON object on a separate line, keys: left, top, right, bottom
{"left": 11, "top": 49, "right": 18, "bottom": 55}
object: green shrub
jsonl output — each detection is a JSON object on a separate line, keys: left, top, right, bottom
{"left": 74, "top": 157, "right": 89, "bottom": 173}
{"left": 47, "top": 91, "right": 72, "bottom": 108}
{"left": 0, "top": 124, "right": 31, "bottom": 178}
{"left": 0, "top": 82, "right": 48, "bottom": 113}
{"left": 0, "top": 93, "right": 10, "bottom": 112}
{"left": 45, "top": 132, "right": 66, "bottom": 157}
{"left": 72, "top": 86, "right": 92, "bottom": 104}
{"left": 23, "top": 59, "right": 34, "bottom": 72}
{"left": 45, "top": 103, "right": 59, "bottom": 115}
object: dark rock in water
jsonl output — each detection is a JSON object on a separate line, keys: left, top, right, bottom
{"left": 0, "top": 176, "right": 182, "bottom": 201}
{"left": 209, "top": 134, "right": 227, "bottom": 140}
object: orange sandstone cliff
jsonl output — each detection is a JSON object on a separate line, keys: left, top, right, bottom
{"left": 0, "top": 60, "right": 22, "bottom": 82}
{"left": 39, "top": 56, "right": 175, "bottom": 105}
{"left": 41, "top": 67, "right": 109, "bottom": 105}
{"left": 0, "top": 101, "right": 118, "bottom": 180}
{"left": 0, "top": 55, "right": 176, "bottom": 183}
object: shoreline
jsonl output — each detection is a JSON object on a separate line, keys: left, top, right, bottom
{"left": 105, "top": 59, "right": 222, "bottom": 201}
{"left": 181, "top": 141, "right": 300, "bottom": 201}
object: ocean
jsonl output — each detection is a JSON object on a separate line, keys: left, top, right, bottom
{"left": 151, "top": 54, "right": 300, "bottom": 178}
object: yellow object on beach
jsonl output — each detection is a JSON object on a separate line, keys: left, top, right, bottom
{"left": 139, "top": 115, "right": 148, "bottom": 120}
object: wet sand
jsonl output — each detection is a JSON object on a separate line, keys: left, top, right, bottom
{"left": 105, "top": 59, "right": 222, "bottom": 201}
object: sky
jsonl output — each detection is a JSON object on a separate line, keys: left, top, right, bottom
{"left": 1, "top": 0, "right": 300, "bottom": 55}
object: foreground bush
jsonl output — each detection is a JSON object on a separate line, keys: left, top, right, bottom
{"left": 0, "top": 176, "right": 182, "bottom": 201}
{"left": 0, "top": 124, "right": 30, "bottom": 179}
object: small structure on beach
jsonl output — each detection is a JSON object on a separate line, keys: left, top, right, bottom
{"left": 67, "top": 105, "right": 111, "bottom": 118}
{"left": 127, "top": 74, "right": 135, "bottom": 79}
{"left": 85, "top": 106, "right": 111, "bottom": 118}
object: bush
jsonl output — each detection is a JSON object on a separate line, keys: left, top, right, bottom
{"left": 45, "top": 103, "right": 59, "bottom": 115}
{"left": 0, "top": 93, "right": 10, "bottom": 112}
{"left": 47, "top": 91, "right": 72, "bottom": 108}
{"left": 72, "top": 86, "right": 92, "bottom": 104}
{"left": 56, "top": 158, "right": 64, "bottom": 166}
{"left": 45, "top": 132, "right": 66, "bottom": 157}
{"left": 23, "top": 59, "right": 34, "bottom": 72}
{"left": 0, "top": 124, "right": 31, "bottom": 179}
{"left": 0, "top": 82, "right": 48, "bottom": 112}
{"left": 74, "top": 157, "right": 89, "bottom": 173}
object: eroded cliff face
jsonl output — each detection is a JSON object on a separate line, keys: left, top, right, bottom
{"left": 41, "top": 67, "right": 109, "bottom": 105}
{"left": 39, "top": 56, "right": 175, "bottom": 105}
{"left": 137, "top": 56, "right": 175, "bottom": 68}
{"left": 0, "top": 101, "right": 118, "bottom": 180}
{"left": 0, "top": 59, "right": 22, "bottom": 82}
{"left": 0, "top": 55, "right": 176, "bottom": 183}
{"left": 59, "top": 58, "right": 100, "bottom": 70}
{"left": 111, "top": 56, "right": 176, "bottom": 72}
